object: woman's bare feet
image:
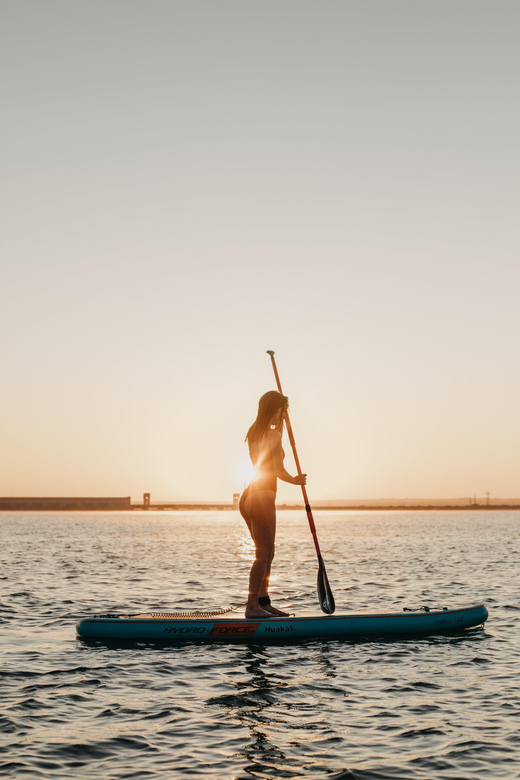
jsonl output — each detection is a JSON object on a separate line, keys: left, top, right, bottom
{"left": 245, "top": 605, "right": 273, "bottom": 619}
{"left": 263, "top": 604, "right": 291, "bottom": 617}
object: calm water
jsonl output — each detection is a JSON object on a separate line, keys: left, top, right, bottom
{"left": 1, "top": 510, "right": 519, "bottom": 779}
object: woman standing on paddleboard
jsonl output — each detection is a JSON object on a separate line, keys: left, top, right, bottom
{"left": 240, "top": 391, "right": 307, "bottom": 619}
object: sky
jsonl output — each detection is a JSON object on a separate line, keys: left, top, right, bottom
{"left": 1, "top": 1, "right": 519, "bottom": 502}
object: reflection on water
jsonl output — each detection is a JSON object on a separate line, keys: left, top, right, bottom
{"left": 211, "top": 647, "right": 288, "bottom": 777}
{"left": 1, "top": 510, "right": 519, "bottom": 778}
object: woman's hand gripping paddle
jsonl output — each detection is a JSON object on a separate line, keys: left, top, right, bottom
{"left": 267, "top": 350, "right": 336, "bottom": 615}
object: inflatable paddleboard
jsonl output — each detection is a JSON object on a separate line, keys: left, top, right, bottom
{"left": 77, "top": 604, "right": 487, "bottom": 642}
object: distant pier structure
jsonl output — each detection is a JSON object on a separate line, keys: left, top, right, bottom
{"left": 2, "top": 493, "right": 517, "bottom": 513}
{"left": 0, "top": 496, "right": 132, "bottom": 511}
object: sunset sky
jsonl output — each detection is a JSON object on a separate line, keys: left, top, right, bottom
{"left": 2, "top": 1, "right": 519, "bottom": 503}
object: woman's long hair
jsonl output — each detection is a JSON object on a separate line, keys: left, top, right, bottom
{"left": 245, "top": 391, "right": 289, "bottom": 451}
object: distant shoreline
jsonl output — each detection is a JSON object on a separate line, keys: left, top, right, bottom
{"left": 1, "top": 496, "right": 519, "bottom": 512}
{"left": 1, "top": 506, "right": 519, "bottom": 512}
{"left": 137, "top": 503, "right": 518, "bottom": 511}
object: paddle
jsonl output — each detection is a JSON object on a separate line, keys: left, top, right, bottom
{"left": 267, "top": 350, "right": 335, "bottom": 615}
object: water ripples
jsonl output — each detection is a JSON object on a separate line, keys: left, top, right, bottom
{"left": 1, "top": 510, "right": 520, "bottom": 778}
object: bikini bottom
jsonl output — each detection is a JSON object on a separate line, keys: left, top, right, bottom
{"left": 239, "top": 483, "right": 276, "bottom": 523}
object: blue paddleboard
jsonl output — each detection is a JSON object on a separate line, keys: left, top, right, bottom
{"left": 77, "top": 603, "right": 488, "bottom": 642}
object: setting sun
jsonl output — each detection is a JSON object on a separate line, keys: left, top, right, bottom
{"left": 233, "top": 452, "right": 256, "bottom": 491}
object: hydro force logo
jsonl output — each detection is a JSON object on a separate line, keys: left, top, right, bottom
{"left": 161, "top": 622, "right": 261, "bottom": 637}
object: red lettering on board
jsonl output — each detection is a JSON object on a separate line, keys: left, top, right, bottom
{"left": 208, "top": 622, "right": 260, "bottom": 637}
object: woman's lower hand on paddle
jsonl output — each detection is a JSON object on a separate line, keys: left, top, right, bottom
{"left": 293, "top": 473, "right": 307, "bottom": 486}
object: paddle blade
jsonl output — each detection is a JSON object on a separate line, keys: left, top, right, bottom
{"left": 317, "top": 555, "right": 335, "bottom": 614}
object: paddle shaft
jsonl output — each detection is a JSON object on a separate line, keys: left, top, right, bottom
{"left": 267, "top": 351, "right": 322, "bottom": 558}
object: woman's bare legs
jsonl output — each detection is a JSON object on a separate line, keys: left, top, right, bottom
{"left": 242, "top": 490, "right": 289, "bottom": 618}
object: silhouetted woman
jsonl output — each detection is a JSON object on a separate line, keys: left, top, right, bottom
{"left": 240, "top": 391, "right": 307, "bottom": 618}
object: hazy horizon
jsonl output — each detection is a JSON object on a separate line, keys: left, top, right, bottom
{"left": 2, "top": 493, "right": 519, "bottom": 506}
{"left": 2, "top": 1, "right": 519, "bottom": 502}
